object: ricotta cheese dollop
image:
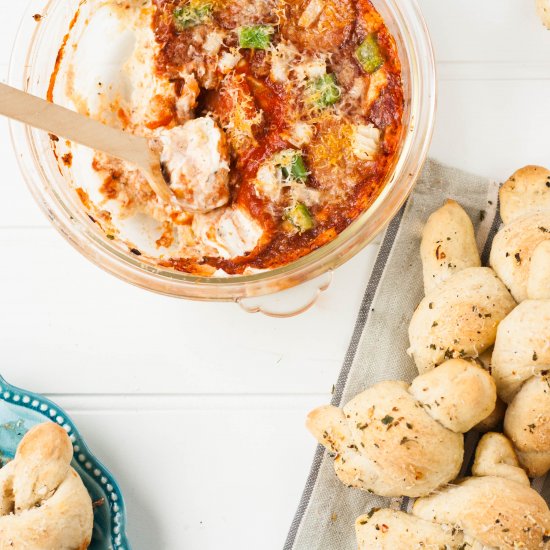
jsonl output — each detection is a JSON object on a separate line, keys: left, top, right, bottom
{"left": 159, "top": 117, "right": 230, "bottom": 213}
{"left": 193, "top": 207, "right": 263, "bottom": 259}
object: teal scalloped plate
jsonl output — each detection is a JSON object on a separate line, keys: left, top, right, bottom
{"left": 0, "top": 376, "right": 131, "bottom": 550}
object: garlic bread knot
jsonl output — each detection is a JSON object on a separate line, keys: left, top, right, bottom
{"left": 490, "top": 165, "right": 550, "bottom": 303}
{"left": 356, "top": 433, "right": 550, "bottom": 549}
{"left": 0, "top": 422, "right": 94, "bottom": 550}
{"left": 490, "top": 168, "right": 550, "bottom": 477}
{"left": 307, "top": 359, "right": 496, "bottom": 498}
{"left": 408, "top": 200, "right": 516, "bottom": 375}
{"left": 537, "top": 0, "right": 550, "bottom": 29}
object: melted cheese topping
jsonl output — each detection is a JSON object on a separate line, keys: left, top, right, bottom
{"left": 221, "top": 73, "right": 264, "bottom": 151}
{"left": 254, "top": 150, "right": 321, "bottom": 207}
{"left": 218, "top": 49, "right": 242, "bottom": 74}
{"left": 285, "top": 122, "right": 314, "bottom": 147}
{"left": 269, "top": 41, "right": 299, "bottom": 83}
{"left": 294, "top": 57, "right": 328, "bottom": 83}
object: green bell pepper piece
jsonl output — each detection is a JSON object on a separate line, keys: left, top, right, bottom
{"left": 355, "top": 34, "right": 384, "bottom": 74}
{"left": 281, "top": 154, "right": 308, "bottom": 182}
{"left": 286, "top": 203, "right": 314, "bottom": 233}
{"left": 238, "top": 25, "right": 273, "bottom": 50}
{"left": 173, "top": 3, "right": 212, "bottom": 30}
{"left": 311, "top": 74, "right": 341, "bottom": 108}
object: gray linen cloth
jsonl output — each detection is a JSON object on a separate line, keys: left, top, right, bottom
{"left": 285, "top": 159, "right": 550, "bottom": 550}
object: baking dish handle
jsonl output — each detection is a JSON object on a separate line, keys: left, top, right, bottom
{"left": 236, "top": 271, "right": 333, "bottom": 318}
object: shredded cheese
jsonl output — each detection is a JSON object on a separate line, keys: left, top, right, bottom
{"left": 254, "top": 149, "right": 320, "bottom": 208}
{"left": 309, "top": 115, "right": 354, "bottom": 170}
{"left": 269, "top": 41, "right": 299, "bottom": 83}
{"left": 222, "top": 73, "right": 263, "bottom": 149}
{"left": 284, "top": 122, "right": 314, "bottom": 147}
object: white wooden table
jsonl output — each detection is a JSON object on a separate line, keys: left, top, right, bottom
{"left": 0, "top": 1, "right": 549, "bottom": 548}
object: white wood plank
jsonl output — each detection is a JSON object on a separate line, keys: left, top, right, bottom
{"left": 431, "top": 79, "right": 550, "bottom": 179}
{"left": 419, "top": 0, "right": 550, "bottom": 62}
{"left": 0, "top": 228, "right": 378, "bottom": 395}
{"left": 59, "top": 399, "right": 322, "bottom": 550}
{"left": 438, "top": 62, "right": 550, "bottom": 81}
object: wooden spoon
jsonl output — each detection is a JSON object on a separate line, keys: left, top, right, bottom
{"left": 0, "top": 83, "right": 173, "bottom": 203}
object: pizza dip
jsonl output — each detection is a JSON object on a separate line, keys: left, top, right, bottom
{"left": 50, "top": 0, "right": 404, "bottom": 275}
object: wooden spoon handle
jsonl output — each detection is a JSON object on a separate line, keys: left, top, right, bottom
{"left": 0, "top": 83, "right": 150, "bottom": 166}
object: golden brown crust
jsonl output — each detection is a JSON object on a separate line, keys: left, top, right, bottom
{"left": 356, "top": 434, "right": 550, "bottom": 549}
{"left": 490, "top": 212, "right": 550, "bottom": 303}
{"left": 409, "top": 359, "right": 496, "bottom": 433}
{"left": 420, "top": 199, "right": 481, "bottom": 295}
{"left": 408, "top": 267, "right": 516, "bottom": 373}
{"left": 516, "top": 449, "right": 550, "bottom": 479}
{"left": 307, "top": 360, "right": 499, "bottom": 498}
{"left": 499, "top": 165, "right": 550, "bottom": 225}
{"left": 492, "top": 299, "right": 550, "bottom": 402}
{"left": 537, "top": 0, "right": 550, "bottom": 29}
{"left": 307, "top": 380, "right": 464, "bottom": 497}
{"left": 0, "top": 423, "right": 93, "bottom": 549}
{"left": 355, "top": 509, "right": 465, "bottom": 549}
{"left": 491, "top": 171, "right": 550, "bottom": 476}
{"left": 472, "top": 432, "right": 530, "bottom": 486}
{"left": 504, "top": 375, "right": 550, "bottom": 477}
{"left": 413, "top": 476, "right": 550, "bottom": 549}
{"left": 528, "top": 240, "right": 550, "bottom": 300}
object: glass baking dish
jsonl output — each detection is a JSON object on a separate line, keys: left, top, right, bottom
{"left": 9, "top": 0, "right": 436, "bottom": 304}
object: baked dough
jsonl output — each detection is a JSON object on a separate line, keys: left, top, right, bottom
{"left": 491, "top": 176, "right": 550, "bottom": 477}
{"left": 409, "top": 201, "right": 516, "bottom": 374}
{"left": 420, "top": 199, "right": 481, "bottom": 294}
{"left": 356, "top": 433, "right": 550, "bottom": 549}
{"left": 408, "top": 267, "right": 516, "bottom": 373}
{"left": 528, "top": 240, "right": 550, "bottom": 299}
{"left": 355, "top": 508, "right": 465, "bottom": 549}
{"left": 490, "top": 212, "right": 550, "bottom": 303}
{"left": 0, "top": 422, "right": 93, "bottom": 549}
{"left": 499, "top": 165, "right": 550, "bottom": 225}
{"left": 490, "top": 165, "right": 550, "bottom": 302}
{"left": 492, "top": 297, "right": 550, "bottom": 402}
{"left": 471, "top": 431, "right": 530, "bottom": 486}
{"left": 537, "top": 0, "right": 550, "bottom": 29}
{"left": 307, "top": 359, "right": 495, "bottom": 497}
{"left": 413, "top": 475, "right": 550, "bottom": 549}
